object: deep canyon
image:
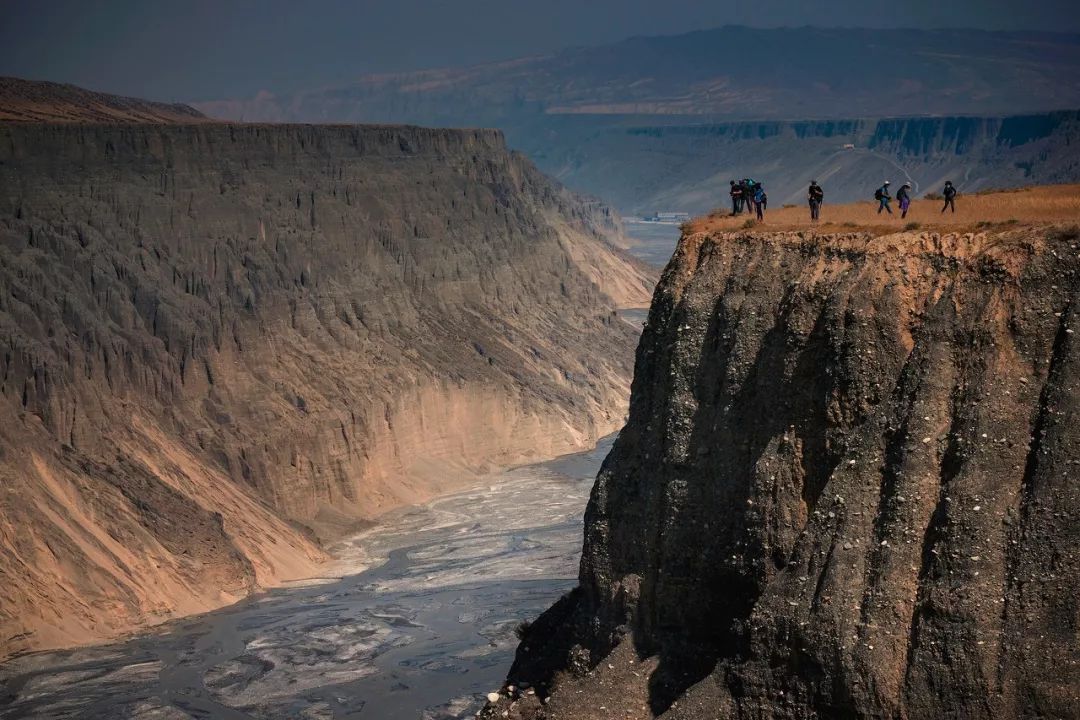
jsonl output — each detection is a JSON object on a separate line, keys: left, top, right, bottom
{"left": 0, "top": 116, "right": 653, "bottom": 660}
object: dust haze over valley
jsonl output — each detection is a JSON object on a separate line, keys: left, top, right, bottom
{"left": 2, "top": 3, "right": 1080, "bottom": 719}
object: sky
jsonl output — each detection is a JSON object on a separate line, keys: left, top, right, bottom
{"left": 2, "top": 0, "right": 1078, "bottom": 102}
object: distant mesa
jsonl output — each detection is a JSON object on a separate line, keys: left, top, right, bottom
{"left": 0, "top": 76, "right": 212, "bottom": 124}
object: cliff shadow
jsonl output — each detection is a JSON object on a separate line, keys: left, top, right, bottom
{"left": 640, "top": 277, "right": 846, "bottom": 713}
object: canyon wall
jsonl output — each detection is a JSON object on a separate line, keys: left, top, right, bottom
{"left": 496, "top": 223, "right": 1080, "bottom": 718}
{"left": 0, "top": 123, "right": 653, "bottom": 658}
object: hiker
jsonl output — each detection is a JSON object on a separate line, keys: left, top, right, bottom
{"left": 875, "top": 181, "right": 893, "bottom": 214}
{"left": 730, "top": 180, "right": 743, "bottom": 215}
{"left": 753, "top": 183, "right": 767, "bottom": 221}
{"left": 897, "top": 182, "right": 912, "bottom": 218}
{"left": 941, "top": 181, "right": 957, "bottom": 213}
{"left": 808, "top": 180, "right": 824, "bottom": 221}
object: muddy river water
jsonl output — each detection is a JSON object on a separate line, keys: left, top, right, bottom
{"left": 0, "top": 438, "right": 613, "bottom": 720}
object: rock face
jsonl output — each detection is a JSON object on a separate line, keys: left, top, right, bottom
{"left": 498, "top": 224, "right": 1080, "bottom": 718}
{"left": 0, "top": 123, "right": 653, "bottom": 659}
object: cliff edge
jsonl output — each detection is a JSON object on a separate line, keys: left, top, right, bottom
{"left": 489, "top": 194, "right": 1080, "bottom": 718}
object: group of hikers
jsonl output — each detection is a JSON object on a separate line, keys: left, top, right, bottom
{"left": 727, "top": 178, "right": 769, "bottom": 220}
{"left": 728, "top": 177, "right": 959, "bottom": 221}
{"left": 873, "top": 180, "right": 957, "bottom": 218}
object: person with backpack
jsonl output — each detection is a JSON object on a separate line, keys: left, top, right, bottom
{"left": 753, "top": 183, "right": 767, "bottom": 221}
{"left": 941, "top": 181, "right": 957, "bottom": 213}
{"left": 730, "top": 180, "right": 743, "bottom": 215}
{"left": 808, "top": 180, "right": 824, "bottom": 221}
{"left": 875, "top": 181, "right": 893, "bottom": 215}
{"left": 897, "top": 182, "right": 912, "bottom": 219}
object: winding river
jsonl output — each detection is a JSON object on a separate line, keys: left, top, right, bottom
{"left": 0, "top": 438, "right": 613, "bottom": 720}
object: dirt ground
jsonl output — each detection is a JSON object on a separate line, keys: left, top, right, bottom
{"left": 691, "top": 183, "right": 1080, "bottom": 236}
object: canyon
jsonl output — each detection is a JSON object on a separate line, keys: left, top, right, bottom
{"left": 0, "top": 111, "right": 653, "bottom": 660}
{"left": 486, "top": 188, "right": 1080, "bottom": 719}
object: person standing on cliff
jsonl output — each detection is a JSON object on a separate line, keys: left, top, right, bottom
{"left": 808, "top": 180, "right": 824, "bottom": 221}
{"left": 730, "top": 180, "right": 743, "bottom": 215}
{"left": 753, "top": 183, "right": 767, "bottom": 221}
{"left": 875, "top": 181, "right": 893, "bottom": 214}
{"left": 897, "top": 182, "right": 912, "bottom": 218}
{"left": 941, "top": 181, "right": 957, "bottom": 213}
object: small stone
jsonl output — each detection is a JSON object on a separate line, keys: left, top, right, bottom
{"left": 487, "top": 692, "right": 501, "bottom": 703}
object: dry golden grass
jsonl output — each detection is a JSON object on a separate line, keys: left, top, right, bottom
{"left": 689, "top": 184, "right": 1080, "bottom": 236}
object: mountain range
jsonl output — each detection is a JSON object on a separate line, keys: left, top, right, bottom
{"left": 193, "top": 26, "right": 1080, "bottom": 212}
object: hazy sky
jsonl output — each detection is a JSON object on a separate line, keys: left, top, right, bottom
{"left": 2, "top": 0, "right": 1077, "bottom": 101}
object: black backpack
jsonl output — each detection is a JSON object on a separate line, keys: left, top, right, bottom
{"left": 874, "top": 188, "right": 884, "bottom": 201}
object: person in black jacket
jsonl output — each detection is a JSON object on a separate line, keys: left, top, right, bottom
{"left": 897, "top": 182, "right": 912, "bottom": 218}
{"left": 941, "top": 181, "right": 957, "bottom": 213}
{"left": 808, "top": 181, "right": 824, "bottom": 221}
{"left": 730, "top": 180, "right": 743, "bottom": 215}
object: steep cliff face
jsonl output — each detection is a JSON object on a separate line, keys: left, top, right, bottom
{"left": 0, "top": 123, "right": 653, "bottom": 658}
{"left": 494, "top": 222, "right": 1080, "bottom": 719}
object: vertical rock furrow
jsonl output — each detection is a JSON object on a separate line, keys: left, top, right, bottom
{"left": 0, "top": 123, "right": 655, "bottom": 658}
{"left": 507, "top": 227, "right": 1080, "bottom": 719}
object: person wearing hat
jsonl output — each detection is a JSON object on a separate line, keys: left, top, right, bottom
{"left": 875, "top": 181, "right": 893, "bottom": 215}
{"left": 941, "top": 181, "right": 957, "bottom": 213}
{"left": 897, "top": 182, "right": 912, "bottom": 219}
{"left": 808, "top": 180, "right": 824, "bottom": 221}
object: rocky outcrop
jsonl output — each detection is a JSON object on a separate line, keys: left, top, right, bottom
{"left": 0, "top": 123, "right": 653, "bottom": 658}
{"left": 493, "top": 224, "right": 1080, "bottom": 718}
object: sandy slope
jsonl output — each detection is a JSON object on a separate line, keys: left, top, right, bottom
{"left": 0, "top": 122, "right": 653, "bottom": 660}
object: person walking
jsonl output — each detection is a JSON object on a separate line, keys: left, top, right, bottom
{"left": 875, "top": 181, "right": 893, "bottom": 215}
{"left": 941, "top": 181, "right": 957, "bottom": 213}
{"left": 808, "top": 180, "right": 824, "bottom": 221}
{"left": 730, "top": 180, "right": 743, "bottom": 215}
{"left": 897, "top": 182, "right": 912, "bottom": 219}
{"left": 753, "top": 183, "right": 767, "bottom": 221}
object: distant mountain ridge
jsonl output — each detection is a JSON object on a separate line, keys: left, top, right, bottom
{"left": 191, "top": 26, "right": 1080, "bottom": 213}
{"left": 195, "top": 27, "right": 1080, "bottom": 124}
{"left": 0, "top": 76, "right": 209, "bottom": 124}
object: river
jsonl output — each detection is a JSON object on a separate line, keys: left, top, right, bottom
{"left": 0, "top": 220, "right": 675, "bottom": 720}
{"left": 0, "top": 438, "right": 613, "bottom": 720}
